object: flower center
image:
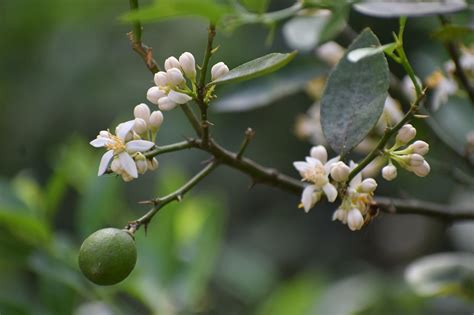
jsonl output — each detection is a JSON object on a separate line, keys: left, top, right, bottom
{"left": 304, "top": 165, "right": 327, "bottom": 187}
{"left": 105, "top": 133, "right": 126, "bottom": 153}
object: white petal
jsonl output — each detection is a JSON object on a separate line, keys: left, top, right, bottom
{"left": 349, "top": 173, "right": 362, "bottom": 187}
{"left": 322, "top": 183, "right": 338, "bottom": 202}
{"left": 98, "top": 150, "right": 114, "bottom": 176}
{"left": 158, "top": 96, "right": 178, "bottom": 111}
{"left": 310, "top": 145, "right": 327, "bottom": 163}
{"left": 126, "top": 140, "right": 155, "bottom": 153}
{"left": 119, "top": 152, "right": 138, "bottom": 178}
{"left": 324, "top": 155, "right": 341, "bottom": 172}
{"left": 293, "top": 161, "right": 309, "bottom": 173}
{"left": 306, "top": 157, "right": 323, "bottom": 168}
{"left": 90, "top": 138, "right": 111, "bottom": 148}
{"left": 116, "top": 120, "right": 135, "bottom": 140}
{"left": 168, "top": 90, "right": 192, "bottom": 104}
{"left": 301, "top": 185, "right": 317, "bottom": 212}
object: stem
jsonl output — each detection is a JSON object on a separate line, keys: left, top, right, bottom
{"left": 144, "top": 140, "right": 194, "bottom": 158}
{"left": 347, "top": 91, "right": 425, "bottom": 182}
{"left": 128, "top": 161, "right": 218, "bottom": 231}
{"left": 237, "top": 128, "right": 256, "bottom": 159}
{"left": 128, "top": 0, "right": 160, "bottom": 73}
{"left": 197, "top": 23, "right": 216, "bottom": 146}
{"left": 438, "top": 15, "right": 474, "bottom": 107}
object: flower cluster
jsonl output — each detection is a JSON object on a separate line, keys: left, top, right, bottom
{"left": 332, "top": 162, "right": 378, "bottom": 231}
{"left": 294, "top": 146, "right": 379, "bottom": 231}
{"left": 146, "top": 52, "right": 229, "bottom": 111}
{"left": 90, "top": 104, "right": 162, "bottom": 181}
{"left": 381, "top": 124, "right": 430, "bottom": 181}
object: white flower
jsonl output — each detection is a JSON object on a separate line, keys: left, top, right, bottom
{"left": 147, "top": 157, "right": 159, "bottom": 171}
{"left": 409, "top": 140, "right": 429, "bottom": 155}
{"left": 158, "top": 96, "right": 178, "bottom": 111}
{"left": 211, "top": 62, "right": 229, "bottom": 81}
{"left": 146, "top": 86, "right": 166, "bottom": 105}
{"left": 332, "top": 208, "right": 347, "bottom": 223}
{"left": 347, "top": 208, "right": 364, "bottom": 231}
{"left": 134, "top": 103, "right": 151, "bottom": 121}
{"left": 359, "top": 178, "right": 377, "bottom": 193}
{"left": 310, "top": 145, "right": 327, "bottom": 162}
{"left": 133, "top": 118, "right": 147, "bottom": 134}
{"left": 316, "top": 41, "right": 344, "bottom": 66}
{"left": 382, "top": 164, "right": 397, "bottom": 181}
{"left": 166, "top": 68, "right": 185, "bottom": 87}
{"left": 330, "top": 161, "right": 350, "bottom": 182}
{"left": 179, "top": 52, "right": 196, "bottom": 79}
{"left": 410, "top": 160, "right": 430, "bottom": 177}
{"left": 164, "top": 56, "right": 181, "bottom": 71}
{"left": 407, "top": 153, "right": 425, "bottom": 167}
{"left": 149, "top": 111, "right": 164, "bottom": 129}
{"left": 90, "top": 120, "right": 155, "bottom": 179}
{"left": 294, "top": 146, "right": 340, "bottom": 212}
{"left": 154, "top": 71, "right": 168, "bottom": 86}
{"left": 396, "top": 124, "right": 417, "bottom": 144}
{"left": 168, "top": 90, "right": 192, "bottom": 104}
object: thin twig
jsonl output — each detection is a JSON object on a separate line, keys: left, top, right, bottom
{"left": 439, "top": 15, "right": 474, "bottom": 107}
{"left": 144, "top": 140, "right": 195, "bottom": 158}
{"left": 128, "top": 161, "right": 218, "bottom": 231}
{"left": 237, "top": 128, "right": 256, "bottom": 159}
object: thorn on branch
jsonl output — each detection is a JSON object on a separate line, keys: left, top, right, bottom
{"left": 237, "top": 128, "right": 256, "bottom": 159}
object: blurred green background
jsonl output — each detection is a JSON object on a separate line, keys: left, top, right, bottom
{"left": 1, "top": 0, "right": 474, "bottom": 314}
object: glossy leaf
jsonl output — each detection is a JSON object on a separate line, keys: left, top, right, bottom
{"left": 347, "top": 42, "right": 397, "bottom": 63}
{"left": 321, "top": 29, "right": 389, "bottom": 155}
{"left": 354, "top": 0, "right": 467, "bottom": 17}
{"left": 211, "top": 52, "right": 297, "bottom": 85}
{"left": 405, "top": 252, "right": 474, "bottom": 299}
{"left": 122, "top": 0, "right": 231, "bottom": 24}
{"left": 214, "top": 62, "right": 328, "bottom": 112}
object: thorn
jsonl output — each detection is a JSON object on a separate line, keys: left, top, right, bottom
{"left": 211, "top": 45, "right": 220, "bottom": 54}
{"left": 144, "top": 223, "right": 149, "bottom": 236}
{"left": 414, "top": 114, "right": 429, "bottom": 119}
{"left": 201, "top": 157, "right": 215, "bottom": 165}
{"left": 248, "top": 180, "right": 257, "bottom": 190}
{"left": 177, "top": 194, "right": 183, "bottom": 202}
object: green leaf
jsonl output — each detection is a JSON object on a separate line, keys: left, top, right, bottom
{"left": 282, "top": 6, "right": 348, "bottom": 52}
{"left": 211, "top": 52, "right": 297, "bottom": 85}
{"left": 405, "top": 252, "right": 474, "bottom": 299}
{"left": 347, "top": 42, "right": 397, "bottom": 63}
{"left": 354, "top": 0, "right": 467, "bottom": 17}
{"left": 214, "top": 61, "right": 328, "bottom": 112}
{"left": 121, "top": 0, "right": 232, "bottom": 24}
{"left": 320, "top": 28, "right": 389, "bottom": 155}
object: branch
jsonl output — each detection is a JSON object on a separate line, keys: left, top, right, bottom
{"left": 375, "top": 196, "right": 474, "bottom": 221}
{"left": 144, "top": 140, "right": 195, "bottom": 158}
{"left": 128, "top": 0, "right": 160, "bottom": 74}
{"left": 439, "top": 15, "right": 474, "bottom": 107}
{"left": 127, "top": 161, "right": 218, "bottom": 232}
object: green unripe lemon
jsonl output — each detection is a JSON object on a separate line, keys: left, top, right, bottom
{"left": 78, "top": 228, "right": 137, "bottom": 286}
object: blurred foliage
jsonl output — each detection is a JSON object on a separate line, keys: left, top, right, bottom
{"left": 1, "top": 0, "right": 474, "bottom": 314}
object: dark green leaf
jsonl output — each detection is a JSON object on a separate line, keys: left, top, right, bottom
{"left": 354, "top": 0, "right": 467, "bottom": 17}
{"left": 432, "top": 25, "right": 474, "bottom": 43}
{"left": 214, "top": 61, "right": 328, "bottom": 112}
{"left": 121, "top": 0, "right": 232, "bottom": 24}
{"left": 321, "top": 28, "right": 389, "bottom": 155}
{"left": 211, "top": 52, "right": 297, "bottom": 85}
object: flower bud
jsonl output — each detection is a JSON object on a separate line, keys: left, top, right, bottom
{"left": 164, "top": 56, "right": 180, "bottom": 71}
{"left": 149, "top": 111, "right": 164, "bottom": 129}
{"left": 158, "top": 97, "right": 178, "bottom": 111}
{"left": 211, "top": 62, "right": 229, "bottom": 81}
{"left": 408, "top": 154, "right": 424, "bottom": 167}
{"left": 310, "top": 145, "right": 327, "bottom": 163}
{"left": 134, "top": 153, "right": 148, "bottom": 175}
{"left": 99, "top": 130, "right": 109, "bottom": 138}
{"left": 412, "top": 160, "right": 430, "bottom": 177}
{"left": 154, "top": 71, "right": 168, "bottom": 87}
{"left": 111, "top": 158, "right": 122, "bottom": 174}
{"left": 166, "top": 68, "right": 185, "bottom": 87}
{"left": 179, "top": 52, "right": 196, "bottom": 79}
{"left": 382, "top": 164, "right": 397, "bottom": 181}
{"left": 359, "top": 178, "right": 377, "bottom": 193}
{"left": 133, "top": 118, "right": 148, "bottom": 134}
{"left": 347, "top": 208, "right": 364, "bottom": 231}
{"left": 147, "top": 158, "right": 159, "bottom": 171}
{"left": 146, "top": 87, "right": 166, "bottom": 105}
{"left": 133, "top": 103, "right": 151, "bottom": 121}
{"left": 330, "top": 161, "right": 350, "bottom": 182}
{"left": 409, "top": 140, "right": 429, "bottom": 155}
{"left": 121, "top": 173, "right": 134, "bottom": 182}
{"left": 396, "top": 124, "right": 416, "bottom": 144}
{"left": 332, "top": 208, "right": 347, "bottom": 222}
